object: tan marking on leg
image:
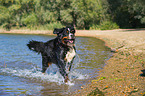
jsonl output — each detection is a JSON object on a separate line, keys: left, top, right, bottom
{"left": 48, "top": 62, "right": 52, "bottom": 67}
{"left": 65, "top": 75, "right": 69, "bottom": 83}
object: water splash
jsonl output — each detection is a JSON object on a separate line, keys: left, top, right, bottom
{"left": 0, "top": 66, "right": 88, "bottom": 86}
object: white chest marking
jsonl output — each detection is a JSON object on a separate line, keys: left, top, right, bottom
{"left": 66, "top": 48, "right": 76, "bottom": 63}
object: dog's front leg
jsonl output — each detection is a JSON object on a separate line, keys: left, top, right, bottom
{"left": 57, "top": 60, "right": 69, "bottom": 83}
{"left": 67, "top": 56, "right": 75, "bottom": 73}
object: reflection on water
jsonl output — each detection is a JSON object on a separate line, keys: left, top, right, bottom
{"left": 0, "top": 34, "right": 111, "bottom": 95}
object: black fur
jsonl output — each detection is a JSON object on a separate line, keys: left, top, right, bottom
{"left": 27, "top": 40, "right": 44, "bottom": 53}
{"left": 27, "top": 26, "right": 76, "bottom": 82}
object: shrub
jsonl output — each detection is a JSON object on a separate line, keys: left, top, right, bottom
{"left": 90, "top": 21, "right": 119, "bottom": 30}
{"left": 21, "top": 13, "right": 38, "bottom": 29}
{"left": 37, "top": 22, "right": 64, "bottom": 30}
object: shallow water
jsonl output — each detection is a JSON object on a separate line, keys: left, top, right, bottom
{"left": 0, "top": 34, "right": 111, "bottom": 95}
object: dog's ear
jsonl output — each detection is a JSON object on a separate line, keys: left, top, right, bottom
{"left": 53, "top": 28, "right": 64, "bottom": 34}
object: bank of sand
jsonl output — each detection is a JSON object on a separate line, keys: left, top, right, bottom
{"left": 0, "top": 29, "right": 145, "bottom": 95}
{"left": 75, "top": 29, "right": 145, "bottom": 96}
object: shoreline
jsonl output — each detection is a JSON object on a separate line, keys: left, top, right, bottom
{"left": 75, "top": 29, "right": 145, "bottom": 96}
{"left": 0, "top": 29, "right": 145, "bottom": 95}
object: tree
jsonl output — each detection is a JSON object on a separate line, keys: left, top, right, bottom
{"left": 1, "top": 0, "right": 144, "bottom": 30}
{"left": 128, "top": 0, "right": 145, "bottom": 26}
{"left": 70, "top": 0, "right": 108, "bottom": 29}
{"left": 107, "top": 0, "right": 145, "bottom": 28}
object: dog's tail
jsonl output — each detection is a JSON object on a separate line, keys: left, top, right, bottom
{"left": 27, "top": 40, "right": 44, "bottom": 53}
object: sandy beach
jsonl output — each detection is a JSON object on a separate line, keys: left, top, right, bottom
{"left": 0, "top": 29, "right": 145, "bottom": 96}
{"left": 75, "top": 29, "right": 145, "bottom": 96}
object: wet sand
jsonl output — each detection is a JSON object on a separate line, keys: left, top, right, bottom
{"left": 75, "top": 29, "right": 145, "bottom": 96}
{"left": 0, "top": 29, "right": 145, "bottom": 96}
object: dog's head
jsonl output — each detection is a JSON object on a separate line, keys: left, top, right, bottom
{"left": 53, "top": 26, "right": 75, "bottom": 46}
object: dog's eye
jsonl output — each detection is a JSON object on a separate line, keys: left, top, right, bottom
{"left": 71, "top": 30, "right": 75, "bottom": 33}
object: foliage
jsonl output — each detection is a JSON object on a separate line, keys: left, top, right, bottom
{"left": 0, "top": 0, "right": 145, "bottom": 30}
{"left": 90, "top": 21, "right": 119, "bottom": 30}
{"left": 36, "top": 22, "right": 64, "bottom": 30}
{"left": 107, "top": 0, "right": 145, "bottom": 28}
{"left": 21, "top": 12, "right": 38, "bottom": 29}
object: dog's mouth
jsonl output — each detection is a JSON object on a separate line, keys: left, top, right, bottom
{"left": 62, "top": 36, "right": 75, "bottom": 44}
{"left": 65, "top": 39, "right": 75, "bottom": 44}
{"left": 62, "top": 39, "right": 75, "bottom": 44}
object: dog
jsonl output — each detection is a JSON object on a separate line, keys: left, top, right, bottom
{"left": 27, "top": 26, "right": 76, "bottom": 83}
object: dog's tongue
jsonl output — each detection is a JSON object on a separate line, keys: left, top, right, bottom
{"left": 69, "top": 40, "right": 74, "bottom": 43}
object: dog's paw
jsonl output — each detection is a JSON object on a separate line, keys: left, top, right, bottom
{"left": 65, "top": 80, "right": 74, "bottom": 86}
{"left": 64, "top": 76, "right": 69, "bottom": 83}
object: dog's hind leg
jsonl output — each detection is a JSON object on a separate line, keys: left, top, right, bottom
{"left": 41, "top": 56, "right": 51, "bottom": 73}
{"left": 48, "top": 62, "right": 51, "bottom": 67}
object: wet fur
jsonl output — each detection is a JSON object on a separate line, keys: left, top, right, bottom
{"left": 27, "top": 26, "right": 76, "bottom": 82}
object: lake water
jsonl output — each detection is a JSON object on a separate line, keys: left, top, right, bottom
{"left": 0, "top": 34, "right": 111, "bottom": 96}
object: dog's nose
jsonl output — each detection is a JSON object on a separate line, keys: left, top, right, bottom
{"left": 69, "top": 34, "right": 75, "bottom": 39}
{"left": 70, "top": 34, "right": 73, "bottom": 38}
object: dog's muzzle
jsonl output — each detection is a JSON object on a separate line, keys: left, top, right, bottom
{"left": 62, "top": 35, "right": 75, "bottom": 44}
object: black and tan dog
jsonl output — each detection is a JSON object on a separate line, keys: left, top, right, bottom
{"left": 27, "top": 26, "right": 76, "bottom": 82}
